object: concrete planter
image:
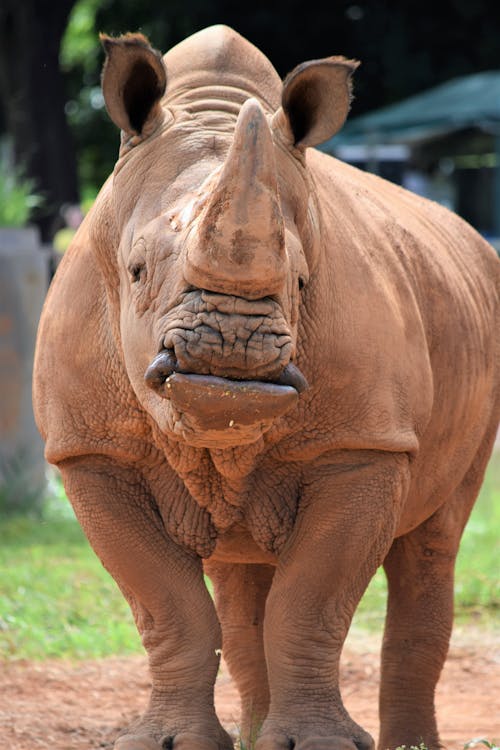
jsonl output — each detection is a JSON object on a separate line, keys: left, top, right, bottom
{"left": 0, "top": 226, "right": 50, "bottom": 513}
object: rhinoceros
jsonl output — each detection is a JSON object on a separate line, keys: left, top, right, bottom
{"left": 33, "top": 24, "right": 499, "bottom": 750}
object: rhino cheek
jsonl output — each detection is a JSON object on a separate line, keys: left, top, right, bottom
{"left": 119, "top": 298, "right": 158, "bottom": 398}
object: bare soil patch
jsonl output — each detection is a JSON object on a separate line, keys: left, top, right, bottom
{"left": 1, "top": 627, "right": 499, "bottom": 749}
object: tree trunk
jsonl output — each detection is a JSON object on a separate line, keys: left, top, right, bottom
{"left": 0, "top": 0, "right": 78, "bottom": 241}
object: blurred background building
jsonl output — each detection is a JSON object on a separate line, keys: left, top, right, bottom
{"left": 322, "top": 71, "right": 500, "bottom": 248}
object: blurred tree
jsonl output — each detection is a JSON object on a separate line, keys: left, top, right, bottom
{"left": 61, "top": 0, "right": 213, "bottom": 197}
{"left": 0, "top": 0, "right": 79, "bottom": 241}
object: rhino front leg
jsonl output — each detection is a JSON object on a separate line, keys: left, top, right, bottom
{"left": 205, "top": 561, "right": 275, "bottom": 748}
{"left": 256, "top": 452, "right": 410, "bottom": 750}
{"left": 59, "top": 456, "right": 233, "bottom": 750}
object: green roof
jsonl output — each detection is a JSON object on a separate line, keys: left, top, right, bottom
{"left": 322, "top": 70, "right": 500, "bottom": 150}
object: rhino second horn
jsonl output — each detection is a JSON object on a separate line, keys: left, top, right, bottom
{"left": 184, "top": 97, "right": 286, "bottom": 300}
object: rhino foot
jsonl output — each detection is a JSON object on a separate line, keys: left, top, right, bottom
{"left": 295, "top": 736, "right": 374, "bottom": 750}
{"left": 115, "top": 735, "right": 163, "bottom": 750}
{"left": 115, "top": 732, "right": 234, "bottom": 750}
{"left": 255, "top": 731, "right": 374, "bottom": 750}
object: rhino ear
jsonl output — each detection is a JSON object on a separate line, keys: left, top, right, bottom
{"left": 100, "top": 33, "right": 167, "bottom": 136}
{"left": 278, "top": 57, "right": 359, "bottom": 148}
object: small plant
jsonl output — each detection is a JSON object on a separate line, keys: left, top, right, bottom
{"left": 0, "top": 151, "right": 43, "bottom": 227}
{"left": 393, "top": 741, "right": 500, "bottom": 750}
{"left": 464, "top": 740, "right": 500, "bottom": 750}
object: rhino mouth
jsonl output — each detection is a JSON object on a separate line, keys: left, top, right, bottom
{"left": 145, "top": 349, "right": 308, "bottom": 392}
{"left": 144, "top": 350, "right": 308, "bottom": 430}
{"left": 158, "top": 290, "right": 295, "bottom": 381}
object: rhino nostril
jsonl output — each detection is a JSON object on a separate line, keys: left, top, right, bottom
{"left": 144, "top": 349, "right": 177, "bottom": 391}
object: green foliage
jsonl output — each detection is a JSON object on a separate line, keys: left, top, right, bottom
{"left": 52, "top": 227, "right": 76, "bottom": 254}
{"left": 60, "top": 0, "right": 102, "bottom": 76}
{"left": 0, "top": 153, "right": 43, "bottom": 227}
{"left": 60, "top": 0, "right": 117, "bottom": 198}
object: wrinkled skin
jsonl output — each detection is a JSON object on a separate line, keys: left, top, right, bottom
{"left": 33, "top": 25, "right": 499, "bottom": 750}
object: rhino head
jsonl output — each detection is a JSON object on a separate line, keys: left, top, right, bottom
{"left": 96, "top": 26, "right": 356, "bottom": 448}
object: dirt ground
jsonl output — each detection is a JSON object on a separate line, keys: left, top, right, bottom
{"left": 1, "top": 625, "right": 499, "bottom": 750}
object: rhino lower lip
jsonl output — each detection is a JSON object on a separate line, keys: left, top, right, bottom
{"left": 144, "top": 350, "right": 306, "bottom": 429}
{"left": 144, "top": 350, "right": 308, "bottom": 394}
{"left": 161, "top": 372, "right": 299, "bottom": 429}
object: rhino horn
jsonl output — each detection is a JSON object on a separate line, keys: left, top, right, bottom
{"left": 184, "top": 98, "right": 286, "bottom": 299}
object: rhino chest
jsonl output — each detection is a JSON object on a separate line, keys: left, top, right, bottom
{"left": 183, "top": 460, "right": 300, "bottom": 558}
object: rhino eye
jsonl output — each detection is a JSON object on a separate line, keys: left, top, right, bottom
{"left": 298, "top": 276, "right": 305, "bottom": 291}
{"left": 129, "top": 261, "right": 146, "bottom": 283}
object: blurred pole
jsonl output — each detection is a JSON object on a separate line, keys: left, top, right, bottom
{"left": 0, "top": 227, "right": 49, "bottom": 514}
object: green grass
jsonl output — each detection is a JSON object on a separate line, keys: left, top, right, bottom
{"left": 353, "top": 453, "right": 500, "bottom": 630}
{"left": 0, "top": 472, "right": 142, "bottom": 659}
{"left": 0, "top": 456, "right": 498, "bottom": 660}
{"left": 455, "top": 455, "right": 500, "bottom": 613}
